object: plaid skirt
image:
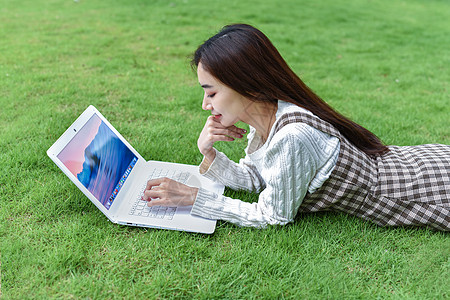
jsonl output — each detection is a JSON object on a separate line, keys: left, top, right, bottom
{"left": 275, "top": 112, "right": 450, "bottom": 231}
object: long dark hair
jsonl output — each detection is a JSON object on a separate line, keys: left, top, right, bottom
{"left": 192, "top": 24, "right": 389, "bottom": 157}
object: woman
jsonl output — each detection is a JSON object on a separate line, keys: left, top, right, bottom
{"left": 143, "top": 24, "right": 450, "bottom": 231}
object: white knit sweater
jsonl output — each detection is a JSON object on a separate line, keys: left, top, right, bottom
{"left": 190, "top": 100, "right": 340, "bottom": 228}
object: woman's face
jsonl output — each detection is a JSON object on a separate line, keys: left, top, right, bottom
{"left": 197, "top": 62, "right": 249, "bottom": 127}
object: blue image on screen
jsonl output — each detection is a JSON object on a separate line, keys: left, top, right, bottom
{"left": 77, "top": 119, "right": 137, "bottom": 209}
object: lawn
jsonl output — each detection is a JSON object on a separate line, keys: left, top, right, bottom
{"left": 0, "top": 0, "right": 449, "bottom": 298}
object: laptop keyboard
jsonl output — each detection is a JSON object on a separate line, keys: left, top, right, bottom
{"left": 129, "top": 168, "right": 191, "bottom": 220}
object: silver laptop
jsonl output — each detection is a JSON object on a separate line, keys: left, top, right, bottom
{"left": 47, "top": 105, "right": 224, "bottom": 234}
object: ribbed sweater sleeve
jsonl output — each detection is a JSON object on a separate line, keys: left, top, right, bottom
{"left": 199, "top": 149, "right": 266, "bottom": 192}
{"left": 191, "top": 124, "right": 338, "bottom": 228}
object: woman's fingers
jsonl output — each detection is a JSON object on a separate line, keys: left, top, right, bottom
{"left": 208, "top": 127, "right": 245, "bottom": 139}
{"left": 142, "top": 178, "right": 164, "bottom": 201}
{"left": 142, "top": 180, "right": 167, "bottom": 202}
{"left": 142, "top": 186, "right": 161, "bottom": 201}
{"left": 141, "top": 177, "right": 198, "bottom": 207}
{"left": 145, "top": 177, "right": 164, "bottom": 190}
{"left": 198, "top": 116, "right": 247, "bottom": 158}
{"left": 209, "top": 116, "right": 246, "bottom": 137}
{"left": 144, "top": 198, "right": 165, "bottom": 206}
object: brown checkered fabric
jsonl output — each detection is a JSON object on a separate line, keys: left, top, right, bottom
{"left": 274, "top": 112, "right": 450, "bottom": 231}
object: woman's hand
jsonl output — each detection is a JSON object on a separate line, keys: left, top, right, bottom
{"left": 142, "top": 177, "right": 198, "bottom": 207}
{"left": 197, "top": 115, "right": 247, "bottom": 162}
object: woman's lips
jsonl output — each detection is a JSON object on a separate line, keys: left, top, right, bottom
{"left": 214, "top": 114, "right": 222, "bottom": 119}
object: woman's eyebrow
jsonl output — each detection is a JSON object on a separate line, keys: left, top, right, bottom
{"left": 200, "top": 84, "right": 213, "bottom": 89}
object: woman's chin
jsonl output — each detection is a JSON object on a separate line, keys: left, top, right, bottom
{"left": 216, "top": 115, "right": 240, "bottom": 127}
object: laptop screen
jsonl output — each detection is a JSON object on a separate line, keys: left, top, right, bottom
{"left": 57, "top": 114, "right": 137, "bottom": 209}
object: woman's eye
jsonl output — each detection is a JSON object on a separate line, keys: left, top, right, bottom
{"left": 208, "top": 93, "right": 216, "bottom": 98}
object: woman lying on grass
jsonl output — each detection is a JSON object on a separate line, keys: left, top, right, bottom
{"left": 142, "top": 24, "right": 450, "bottom": 231}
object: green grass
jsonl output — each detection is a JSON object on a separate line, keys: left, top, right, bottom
{"left": 1, "top": 0, "right": 449, "bottom": 298}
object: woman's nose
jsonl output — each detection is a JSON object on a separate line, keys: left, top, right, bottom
{"left": 202, "top": 94, "right": 212, "bottom": 111}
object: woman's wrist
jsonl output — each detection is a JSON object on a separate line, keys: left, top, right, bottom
{"left": 202, "top": 148, "right": 216, "bottom": 165}
{"left": 189, "top": 186, "right": 199, "bottom": 205}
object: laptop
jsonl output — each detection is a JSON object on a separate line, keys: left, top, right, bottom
{"left": 47, "top": 105, "right": 224, "bottom": 234}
